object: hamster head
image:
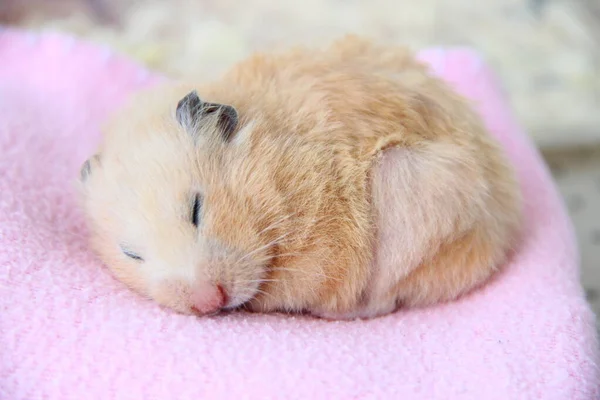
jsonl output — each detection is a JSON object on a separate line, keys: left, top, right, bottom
{"left": 79, "top": 87, "right": 280, "bottom": 316}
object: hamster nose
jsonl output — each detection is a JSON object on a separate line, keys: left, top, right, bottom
{"left": 190, "top": 284, "right": 227, "bottom": 316}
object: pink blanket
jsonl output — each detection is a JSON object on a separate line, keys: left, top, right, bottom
{"left": 0, "top": 29, "right": 598, "bottom": 400}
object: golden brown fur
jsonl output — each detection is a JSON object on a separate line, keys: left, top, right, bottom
{"left": 79, "top": 35, "right": 522, "bottom": 319}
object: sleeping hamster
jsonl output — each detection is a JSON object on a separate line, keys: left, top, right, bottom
{"left": 79, "top": 35, "right": 522, "bottom": 320}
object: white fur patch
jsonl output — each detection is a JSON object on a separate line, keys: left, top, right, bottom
{"left": 232, "top": 120, "right": 256, "bottom": 147}
{"left": 365, "top": 142, "right": 481, "bottom": 309}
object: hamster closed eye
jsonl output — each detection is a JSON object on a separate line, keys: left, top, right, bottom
{"left": 79, "top": 35, "right": 521, "bottom": 320}
{"left": 191, "top": 193, "right": 203, "bottom": 227}
{"left": 120, "top": 246, "right": 143, "bottom": 261}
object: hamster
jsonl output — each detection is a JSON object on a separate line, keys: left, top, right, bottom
{"left": 78, "top": 35, "right": 522, "bottom": 320}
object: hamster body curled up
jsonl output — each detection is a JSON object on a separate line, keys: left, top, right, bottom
{"left": 79, "top": 36, "right": 522, "bottom": 320}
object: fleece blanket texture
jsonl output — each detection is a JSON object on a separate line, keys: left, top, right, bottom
{"left": 0, "top": 29, "right": 598, "bottom": 400}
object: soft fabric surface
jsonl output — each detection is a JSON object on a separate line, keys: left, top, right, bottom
{"left": 0, "top": 29, "right": 598, "bottom": 400}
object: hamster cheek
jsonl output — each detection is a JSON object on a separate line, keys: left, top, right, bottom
{"left": 88, "top": 234, "right": 148, "bottom": 295}
{"left": 151, "top": 281, "right": 196, "bottom": 314}
{"left": 106, "top": 260, "right": 149, "bottom": 298}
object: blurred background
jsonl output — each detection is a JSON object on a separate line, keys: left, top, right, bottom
{"left": 1, "top": 0, "right": 599, "bottom": 317}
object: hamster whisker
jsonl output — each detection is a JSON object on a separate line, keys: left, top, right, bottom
{"left": 257, "top": 211, "right": 298, "bottom": 236}
{"left": 241, "top": 287, "right": 278, "bottom": 303}
{"left": 273, "top": 266, "right": 342, "bottom": 283}
{"left": 236, "top": 278, "right": 280, "bottom": 285}
{"left": 244, "top": 251, "right": 303, "bottom": 267}
{"left": 235, "top": 231, "right": 292, "bottom": 265}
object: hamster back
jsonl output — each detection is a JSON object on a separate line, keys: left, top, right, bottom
{"left": 79, "top": 35, "right": 521, "bottom": 319}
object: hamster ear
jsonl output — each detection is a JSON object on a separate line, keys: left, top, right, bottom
{"left": 202, "top": 103, "right": 239, "bottom": 142}
{"left": 79, "top": 154, "right": 101, "bottom": 183}
{"left": 176, "top": 90, "right": 239, "bottom": 142}
{"left": 176, "top": 90, "right": 204, "bottom": 130}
